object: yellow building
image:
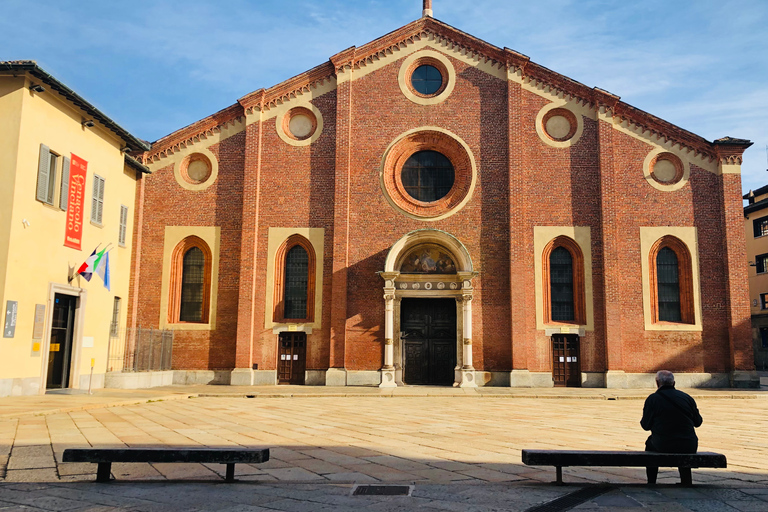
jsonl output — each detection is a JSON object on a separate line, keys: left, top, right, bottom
{"left": 0, "top": 61, "right": 149, "bottom": 396}
{"left": 744, "top": 186, "right": 768, "bottom": 372}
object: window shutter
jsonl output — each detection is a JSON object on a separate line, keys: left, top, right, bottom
{"left": 119, "top": 205, "right": 128, "bottom": 245}
{"left": 59, "top": 156, "right": 70, "bottom": 211}
{"left": 91, "top": 177, "right": 99, "bottom": 222}
{"left": 97, "top": 177, "right": 104, "bottom": 223}
{"left": 36, "top": 144, "right": 51, "bottom": 202}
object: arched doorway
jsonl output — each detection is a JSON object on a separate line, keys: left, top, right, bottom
{"left": 379, "top": 229, "right": 477, "bottom": 388}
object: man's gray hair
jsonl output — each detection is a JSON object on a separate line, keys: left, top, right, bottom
{"left": 656, "top": 370, "right": 675, "bottom": 387}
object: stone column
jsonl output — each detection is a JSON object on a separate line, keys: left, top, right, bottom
{"left": 380, "top": 276, "right": 397, "bottom": 388}
{"left": 459, "top": 292, "right": 477, "bottom": 388}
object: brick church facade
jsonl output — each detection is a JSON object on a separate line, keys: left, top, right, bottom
{"left": 128, "top": 8, "right": 757, "bottom": 388}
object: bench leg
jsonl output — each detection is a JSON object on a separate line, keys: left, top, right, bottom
{"left": 555, "top": 466, "right": 563, "bottom": 485}
{"left": 646, "top": 466, "right": 658, "bottom": 485}
{"left": 225, "top": 463, "right": 235, "bottom": 482}
{"left": 679, "top": 467, "right": 692, "bottom": 487}
{"left": 96, "top": 462, "right": 112, "bottom": 483}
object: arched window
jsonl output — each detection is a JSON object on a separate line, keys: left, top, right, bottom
{"left": 274, "top": 235, "right": 316, "bottom": 323}
{"left": 169, "top": 236, "right": 212, "bottom": 323}
{"left": 550, "top": 247, "right": 574, "bottom": 322}
{"left": 543, "top": 236, "right": 586, "bottom": 324}
{"left": 650, "top": 236, "right": 694, "bottom": 324}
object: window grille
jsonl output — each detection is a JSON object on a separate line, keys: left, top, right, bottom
{"left": 284, "top": 245, "right": 309, "bottom": 319}
{"left": 550, "top": 247, "right": 574, "bottom": 322}
{"left": 657, "top": 247, "right": 681, "bottom": 322}
{"left": 180, "top": 247, "right": 205, "bottom": 322}
{"left": 401, "top": 151, "right": 454, "bottom": 202}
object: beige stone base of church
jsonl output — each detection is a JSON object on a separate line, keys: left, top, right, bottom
{"left": 95, "top": 369, "right": 758, "bottom": 390}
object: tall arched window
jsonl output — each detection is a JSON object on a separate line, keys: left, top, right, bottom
{"left": 543, "top": 236, "right": 586, "bottom": 324}
{"left": 169, "top": 236, "right": 212, "bottom": 323}
{"left": 550, "top": 247, "right": 574, "bottom": 322}
{"left": 274, "top": 235, "right": 316, "bottom": 323}
{"left": 650, "top": 236, "right": 694, "bottom": 324}
{"left": 180, "top": 247, "right": 205, "bottom": 322}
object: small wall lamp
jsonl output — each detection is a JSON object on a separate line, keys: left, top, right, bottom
{"left": 82, "top": 119, "right": 95, "bottom": 128}
{"left": 29, "top": 84, "right": 45, "bottom": 93}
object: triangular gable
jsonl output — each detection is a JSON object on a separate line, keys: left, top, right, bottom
{"left": 144, "top": 16, "right": 740, "bottom": 165}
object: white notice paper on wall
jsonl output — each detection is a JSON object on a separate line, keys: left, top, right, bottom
{"left": 82, "top": 336, "right": 94, "bottom": 348}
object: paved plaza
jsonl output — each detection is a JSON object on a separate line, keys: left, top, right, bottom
{"left": 0, "top": 386, "right": 767, "bottom": 511}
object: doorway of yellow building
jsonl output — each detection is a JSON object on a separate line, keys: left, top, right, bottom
{"left": 46, "top": 294, "right": 77, "bottom": 389}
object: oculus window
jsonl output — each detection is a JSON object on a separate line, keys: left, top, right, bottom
{"left": 401, "top": 150, "right": 454, "bottom": 202}
{"left": 411, "top": 65, "right": 442, "bottom": 96}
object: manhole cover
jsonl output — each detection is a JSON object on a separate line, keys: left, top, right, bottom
{"left": 353, "top": 485, "right": 411, "bottom": 496}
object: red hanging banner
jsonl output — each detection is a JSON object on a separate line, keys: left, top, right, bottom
{"left": 64, "top": 154, "right": 88, "bottom": 250}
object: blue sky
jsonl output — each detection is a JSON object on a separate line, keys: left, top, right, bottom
{"left": 2, "top": 0, "right": 766, "bottom": 193}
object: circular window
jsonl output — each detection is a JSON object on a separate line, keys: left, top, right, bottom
{"left": 643, "top": 149, "right": 689, "bottom": 191}
{"left": 401, "top": 151, "right": 455, "bottom": 202}
{"left": 399, "top": 51, "right": 454, "bottom": 104}
{"left": 381, "top": 128, "right": 476, "bottom": 220}
{"left": 282, "top": 107, "right": 317, "bottom": 141}
{"left": 542, "top": 108, "right": 577, "bottom": 142}
{"left": 411, "top": 65, "right": 442, "bottom": 96}
{"left": 180, "top": 153, "right": 212, "bottom": 185}
{"left": 650, "top": 152, "right": 684, "bottom": 185}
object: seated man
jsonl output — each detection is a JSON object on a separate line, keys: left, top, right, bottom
{"left": 641, "top": 370, "right": 703, "bottom": 485}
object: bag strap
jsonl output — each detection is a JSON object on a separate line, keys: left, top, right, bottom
{"left": 657, "top": 390, "right": 694, "bottom": 422}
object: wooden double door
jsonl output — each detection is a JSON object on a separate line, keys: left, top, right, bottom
{"left": 401, "top": 298, "right": 456, "bottom": 385}
{"left": 278, "top": 332, "right": 306, "bottom": 385}
{"left": 552, "top": 334, "right": 581, "bottom": 387}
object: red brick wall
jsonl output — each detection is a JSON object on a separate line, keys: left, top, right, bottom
{"left": 132, "top": 45, "right": 751, "bottom": 379}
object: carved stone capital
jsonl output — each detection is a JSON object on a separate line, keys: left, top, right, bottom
{"left": 385, "top": 338, "right": 393, "bottom": 346}
{"left": 463, "top": 337, "right": 472, "bottom": 345}
{"left": 384, "top": 292, "right": 395, "bottom": 302}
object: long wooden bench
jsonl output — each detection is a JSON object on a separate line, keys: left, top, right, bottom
{"left": 62, "top": 447, "right": 270, "bottom": 483}
{"left": 522, "top": 449, "right": 726, "bottom": 486}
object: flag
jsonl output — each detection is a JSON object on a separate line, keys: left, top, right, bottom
{"left": 96, "top": 251, "right": 110, "bottom": 291}
{"left": 77, "top": 247, "right": 100, "bottom": 281}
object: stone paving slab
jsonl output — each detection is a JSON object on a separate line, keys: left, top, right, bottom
{"left": 0, "top": 389, "right": 767, "bottom": 510}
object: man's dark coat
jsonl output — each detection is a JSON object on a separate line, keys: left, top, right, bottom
{"left": 640, "top": 385, "right": 703, "bottom": 453}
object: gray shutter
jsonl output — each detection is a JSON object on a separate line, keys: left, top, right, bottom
{"left": 119, "top": 205, "right": 128, "bottom": 245}
{"left": 36, "top": 144, "right": 50, "bottom": 202}
{"left": 91, "top": 177, "right": 99, "bottom": 222}
{"left": 97, "top": 177, "right": 104, "bottom": 223}
{"left": 59, "top": 156, "right": 70, "bottom": 211}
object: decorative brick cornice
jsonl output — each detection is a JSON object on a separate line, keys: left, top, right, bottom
{"left": 144, "top": 16, "right": 745, "bottom": 166}
{"left": 713, "top": 137, "right": 753, "bottom": 165}
{"left": 144, "top": 103, "right": 244, "bottom": 163}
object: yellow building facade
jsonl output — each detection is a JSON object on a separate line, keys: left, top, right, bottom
{"left": 0, "top": 62, "right": 149, "bottom": 396}
{"left": 744, "top": 186, "right": 768, "bottom": 371}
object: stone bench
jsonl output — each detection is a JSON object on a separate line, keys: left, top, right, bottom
{"left": 62, "top": 447, "right": 270, "bottom": 482}
{"left": 522, "top": 449, "right": 726, "bottom": 486}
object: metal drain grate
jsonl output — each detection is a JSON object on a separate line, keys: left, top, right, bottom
{"left": 525, "top": 485, "right": 614, "bottom": 512}
{"left": 353, "top": 485, "right": 411, "bottom": 496}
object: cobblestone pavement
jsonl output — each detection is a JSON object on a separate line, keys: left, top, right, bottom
{"left": 0, "top": 387, "right": 766, "bottom": 511}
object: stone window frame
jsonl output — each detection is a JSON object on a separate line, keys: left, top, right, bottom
{"left": 273, "top": 234, "right": 316, "bottom": 324}
{"left": 542, "top": 236, "right": 586, "bottom": 326}
{"left": 168, "top": 235, "right": 213, "bottom": 324}
{"left": 648, "top": 235, "right": 695, "bottom": 325}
